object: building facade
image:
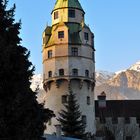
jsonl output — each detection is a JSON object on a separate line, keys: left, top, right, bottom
{"left": 95, "top": 96, "right": 140, "bottom": 140}
{"left": 42, "top": 0, "right": 95, "bottom": 134}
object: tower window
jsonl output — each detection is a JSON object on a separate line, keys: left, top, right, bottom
{"left": 72, "top": 69, "right": 78, "bottom": 76}
{"left": 59, "top": 69, "right": 64, "bottom": 76}
{"left": 54, "top": 11, "right": 58, "bottom": 19}
{"left": 48, "top": 50, "right": 52, "bottom": 58}
{"left": 71, "top": 47, "right": 78, "bottom": 56}
{"left": 92, "top": 52, "right": 95, "bottom": 62}
{"left": 58, "top": 31, "right": 64, "bottom": 38}
{"left": 62, "top": 95, "right": 67, "bottom": 104}
{"left": 82, "top": 115, "right": 86, "bottom": 125}
{"left": 68, "top": 9, "right": 75, "bottom": 18}
{"left": 84, "top": 32, "right": 89, "bottom": 41}
{"left": 48, "top": 71, "right": 52, "bottom": 78}
{"left": 87, "top": 96, "right": 90, "bottom": 105}
{"left": 85, "top": 70, "right": 89, "bottom": 77}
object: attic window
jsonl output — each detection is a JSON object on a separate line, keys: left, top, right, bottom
{"left": 54, "top": 11, "right": 58, "bottom": 19}
{"left": 84, "top": 32, "right": 89, "bottom": 41}
{"left": 58, "top": 31, "right": 64, "bottom": 38}
{"left": 68, "top": 9, "right": 75, "bottom": 18}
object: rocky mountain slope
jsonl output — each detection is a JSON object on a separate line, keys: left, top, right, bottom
{"left": 31, "top": 61, "right": 140, "bottom": 100}
{"left": 95, "top": 61, "right": 140, "bottom": 100}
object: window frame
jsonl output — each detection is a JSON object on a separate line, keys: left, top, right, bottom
{"left": 84, "top": 32, "right": 89, "bottom": 41}
{"left": 85, "top": 70, "right": 89, "bottom": 77}
{"left": 68, "top": 9, "right": 75, "bottom": 18}
{"left": 72, "top": 69, "right": 78, "bottom": 76}
{"left": 82, "top": 115, "right": 87, "bottom": 125}
{"left": 71, "top": 47, "right": 78, "bottom": 56}
{"left": 87, "top": 96, "right": 90, "bottom": 105}
{"left": 59, "top": 69, "right": 64, "bottom": 76}
{"left": 54, "top": 11, "right": 59, "bottom": 19}
{"left": 58, "top": 31, "right": 64, "bottom": 39}
{"left": 48, "top": 50, "right": 52, "bottom": 58}
{"left": 48, "top": 71, "right": 52, "bottom": 78}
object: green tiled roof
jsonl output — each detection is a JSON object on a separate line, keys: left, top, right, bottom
{"left": 53, "top": 0, "right": 83, "bottom": 11}
{"left": 66, "top": 23, "right": 82, "bottom": 44}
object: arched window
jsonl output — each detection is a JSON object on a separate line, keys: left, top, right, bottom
{"left": 72, "top": 69, "right": 78, "bottom": 76}
{"left": 59, "top": 69, "right": 64, "bottom": 76}
{"left": 85, "top": 70, "right": 89, "bottom": 77}
{"left": 48, "top": 71, "right": 52, "bottom": 78}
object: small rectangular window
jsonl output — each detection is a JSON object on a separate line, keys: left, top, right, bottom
{"left": 62, "top": 95, "right": 67, "bottom": 104}
{"left": 92, "top": 52, "right": 95, "bottom": 62}
{"left": 54, "top": 11, "right": 58, "bottom": 19}
{"left": 58, "top": 31, "right": 64, "bottom": 38}
{"left": 87, "top": 96, "right": 90, "bottom": 105}
{"left": 71, "top": 47, "right": 78, "bottom": 56}
{"left": 48, "top": 50, "right": 52, "bottom": 58}
{"left": 72, "top": 69, "right": 78, "bottom": 76}
{"left": 84, "top": 32, "right": 89, "bottom": 41}
{"left": 59, "top": 69, "right": 64, "bottom": 76}
{"left": 48, "top": 71, "right": 52, "bottom": 78}
{"left": 82, "top": 115, "right": 86, "bottom": 125}
{"left": 68, "top": 9, "right": 75, "bottom": 18}
{"left": 85, "top": 70, "right": 89, "bottom": 77}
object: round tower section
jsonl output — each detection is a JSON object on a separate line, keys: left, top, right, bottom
{"left": 51, "top": 0, "right": 85, "bottom": 26}
{"left": 42, "top": 0, "right": 96, "bottom": 135}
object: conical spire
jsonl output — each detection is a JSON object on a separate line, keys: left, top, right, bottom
{"left": 53, "top": 0, "right": 84, "bottom": 12}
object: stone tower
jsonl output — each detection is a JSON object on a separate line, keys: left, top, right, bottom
{"left": 42, "top": 0, "right": 95, "bottom": 134}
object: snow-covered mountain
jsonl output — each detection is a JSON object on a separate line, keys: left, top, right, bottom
{"left": 95, "top": 70, "right": 115, "bottom": 86}
{"left": 129, "top": 61, "right": 140, "bottom": 72}
{"left": 95, "top": 61, "right": 140, "bottom": 100}
{"left": 31, "top": 61, "right": 140, "bottom": 100}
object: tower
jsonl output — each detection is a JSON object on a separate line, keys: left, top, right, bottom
{"left": 42, "top": 0, "right": 96, "bottom": 134}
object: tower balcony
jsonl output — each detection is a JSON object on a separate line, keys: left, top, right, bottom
{"left": 43, "top": 75, "right": 95, "bottom": 92}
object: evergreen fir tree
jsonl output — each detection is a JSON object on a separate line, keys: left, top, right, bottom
{"left": 58, "top": 92, "right": 85, "bottom": 139}
{"left": 0, "top": 0, "right": 54, "bottom": 140}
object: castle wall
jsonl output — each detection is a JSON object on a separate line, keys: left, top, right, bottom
{"left": 44, "top": 80, "right": 95, "bottom": 134}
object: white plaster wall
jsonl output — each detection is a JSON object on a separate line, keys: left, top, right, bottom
{"left": 80, "top": 27, "right": 93, "bottom": 46}
{"left": 44, "top": 80, "right": 95, "bottom": 134}
{"left": 52, "top": 8, "right": 84, "bottom": 26}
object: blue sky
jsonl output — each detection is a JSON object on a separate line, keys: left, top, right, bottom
{"left": 9, "top": 0, "right": 140, "bottom": 73}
